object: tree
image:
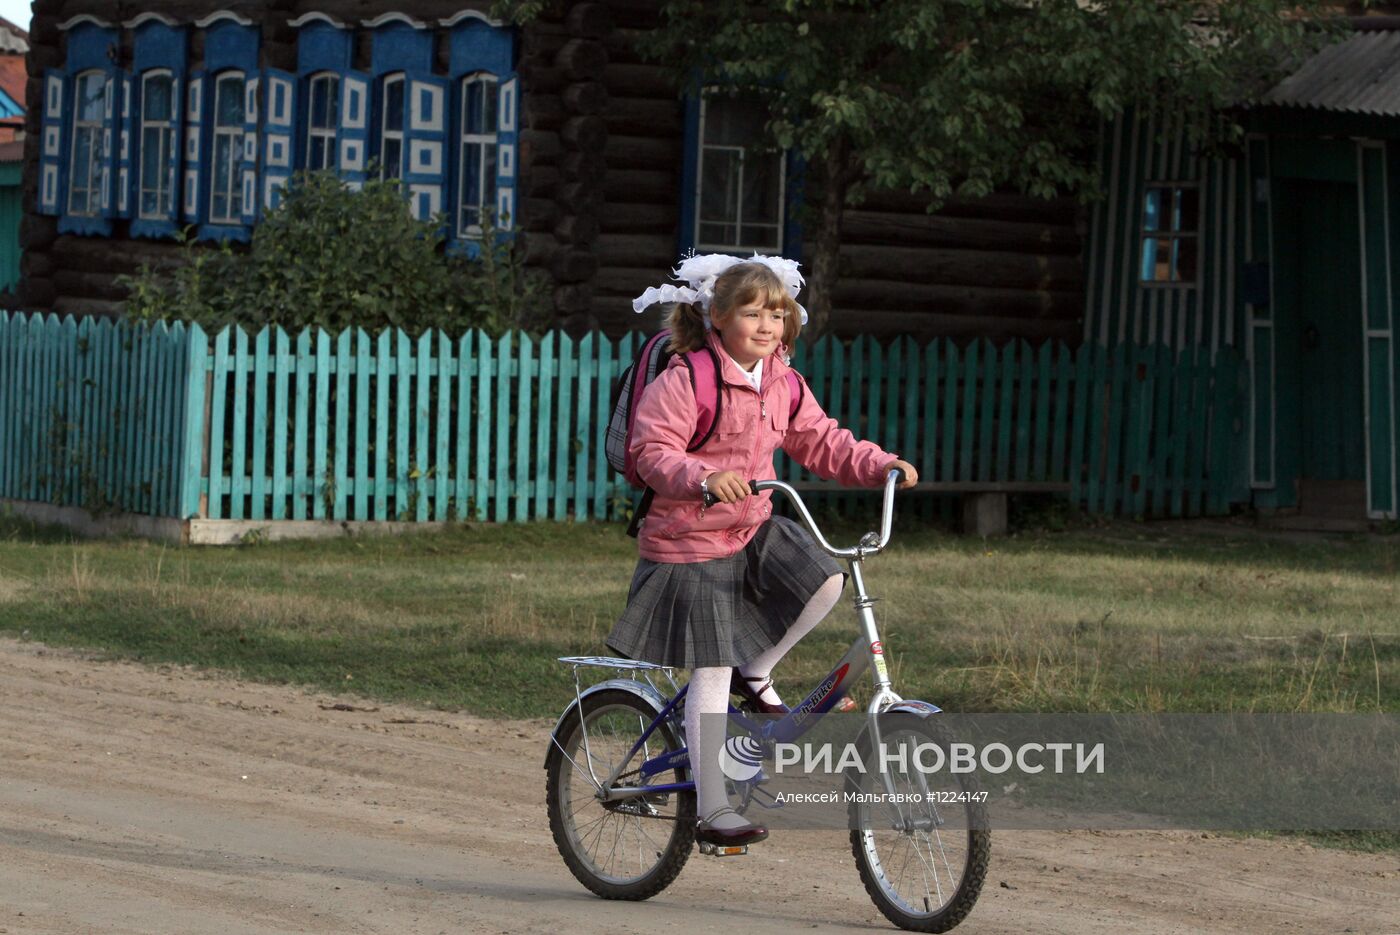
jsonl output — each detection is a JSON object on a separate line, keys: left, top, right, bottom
{"left": 501, "top": 0, "right": 1337, "bottom": 336}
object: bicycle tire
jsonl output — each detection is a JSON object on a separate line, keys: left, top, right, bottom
{"left": 848, "top": 714, "right": 991, "bottom": 932}
{"left": 546, "top": 688, "right": 695, "bottom": 900}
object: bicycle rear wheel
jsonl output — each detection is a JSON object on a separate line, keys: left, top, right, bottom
{"left": 546, "top": 688, "right": 695, "bottom": 900}
{"left": 849, "top": 714, "right": 991, "bottom": 932}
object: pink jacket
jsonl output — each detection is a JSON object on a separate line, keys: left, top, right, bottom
{"left": 630, "top": 329, "right": 898, "bottom": 562}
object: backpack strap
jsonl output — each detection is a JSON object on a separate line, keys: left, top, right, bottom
{"left": 786, "top": 370, "right": 804, "bottom": 420}
{"left": 681, "top": 344, "right": 724, "bottom": 452}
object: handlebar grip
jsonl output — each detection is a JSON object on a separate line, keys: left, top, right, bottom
{"left": 701, "top": 479, "right": 760, "bottom": 507}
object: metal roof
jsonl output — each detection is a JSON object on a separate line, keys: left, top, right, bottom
{"left": 1261, "top": 30, "right": 1400, "bottom": 116}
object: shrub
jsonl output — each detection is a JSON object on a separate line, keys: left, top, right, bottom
{"left": 119, "top": 170, "right": 550, "bottom": 336}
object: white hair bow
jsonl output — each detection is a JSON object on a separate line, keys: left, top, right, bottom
{"left": 631, "top": 252, "right": 809, "bottom": 327}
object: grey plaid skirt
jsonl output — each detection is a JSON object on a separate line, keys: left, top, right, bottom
{"left": 605, "top": 515, "right": 846, "bottom": 669}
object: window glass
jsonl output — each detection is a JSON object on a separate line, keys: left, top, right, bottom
{"left": 210, "top": 74, "right": 246, "bottom": 223}
{"left": 696, "top": 95, "right": 783, "bottom": 251}
{"left": 67, "top": 71, "right": 106, "bottom": 217}
{"left": 307, "top": 74, "right": 340, "bottom": 171}
{"left": 457, "top": 74, "right": 499, "bottom": 236}
{"left": 1140, "top": 185, "right": 1199, "bottom": 284}
{"left": 139, "top": 73, "right": 175, "bottom": 219}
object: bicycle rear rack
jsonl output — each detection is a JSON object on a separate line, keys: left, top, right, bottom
{"left": 555, "top": 656, "right": 684, "bottom": 794}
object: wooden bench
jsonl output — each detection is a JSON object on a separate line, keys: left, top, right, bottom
{"left": 783, "top": 481, "right": 1071, "bottom": 537}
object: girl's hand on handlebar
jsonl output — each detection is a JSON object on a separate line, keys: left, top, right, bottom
{"left": 704, "top": 470, "right": 751, "bottom": 504}
{"left": 885, "top": 459, "right": 919, "bottom": 489}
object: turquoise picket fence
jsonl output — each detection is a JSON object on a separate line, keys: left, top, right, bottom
{"left": 0, "top": 312, "right": 1247, "bottom": 526}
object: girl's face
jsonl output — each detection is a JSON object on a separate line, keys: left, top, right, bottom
{"left": 713, "top": 300, "right": 786, "bottom": 370}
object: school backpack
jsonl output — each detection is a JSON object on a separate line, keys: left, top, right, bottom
{"left": 606, "top": 328, "right": 803, "bottom": 537}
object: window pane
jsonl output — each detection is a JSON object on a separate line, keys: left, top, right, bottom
{"left": 700, "top": 149, "right": 739, "bottom": 225}
{"left": 1140, "top": 237, "right": 1158, "bottom": 281}
{"left": 216, "top": 76, "right": 245, "bottom": 128}
{"left": 145, "top": 75, "right": 173, "bottom": 122}
{"left": 704, "top": 96, "right": 766, "bottom": 146}
{"left": 1174, "top": 237, "right": 1198, "bottom": 281}
{"left": 310, "top": 136, "right": 326, "bottom": 171}
{"left": 141, "top": 126, "right": 161, "bottom": 184}
{"left": 311, "top": 76, "right": 340, "bottom": 129}
{"left": 462, "top": 142, "right": 481, "bottom": 208}
{"left": 1175, "top": 188, "right": 1200, "bottom": 233}
{"left": 1152, "top": 237, "right": 1173, "bottom": 281}
{"left": 385, "top": 78, "right": 405, "bottom": 132}
{"left": 699, "top": 222, "right": 736, "bottom": 245}
{"left": 77, "top": 73, "right": 104, "bottom": 122}
{"left": 483, "top": 81, "right": 498, "bottom": 132}
{"left": 740, "top": 225, "right": 780, "bottom": 248}
{"left": 1142, "top": 188, "right": 1163, "bottom": 233}
{"left": 741, "top": 153, "right": 781, "bottom": 225}
{"left": 383, "top": 138, "right": 402, "bottom": 179}
{"left": 464, "top": 80, "right": 484, "bottom": 134}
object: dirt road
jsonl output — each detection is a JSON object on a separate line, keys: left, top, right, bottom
{"left": 0, "top": 636, "right": 1395, "bottom": 934}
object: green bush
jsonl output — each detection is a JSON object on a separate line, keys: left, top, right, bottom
{"left": 119, "top": 170, "right": 550, "bottom": 336}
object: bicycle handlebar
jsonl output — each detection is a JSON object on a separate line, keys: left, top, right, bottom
{"left": 702, "top": 468, "right": 905, "bottom": 559}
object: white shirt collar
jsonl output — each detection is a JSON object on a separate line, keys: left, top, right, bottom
{"left": 727, "top": 354, "right": 762, "bottom": 392}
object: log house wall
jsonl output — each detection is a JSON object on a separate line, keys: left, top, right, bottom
{"left": 22, "top": 0, "right": 1085, "bottom": 345}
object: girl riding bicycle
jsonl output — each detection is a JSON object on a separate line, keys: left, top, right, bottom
{"left": 605, "top": 254, "right": 919, "bottom": 849}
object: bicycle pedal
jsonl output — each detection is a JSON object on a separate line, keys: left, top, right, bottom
{"left": 697, "top": 841, "right": 749, "bottom": 857}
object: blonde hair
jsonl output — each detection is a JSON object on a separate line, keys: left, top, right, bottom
{"left": 665, "top": 262, "right": 803, "bottom": 353}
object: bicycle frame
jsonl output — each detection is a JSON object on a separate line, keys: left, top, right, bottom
{"left": 557, "top": 472, "right": 926, "bottom": 806}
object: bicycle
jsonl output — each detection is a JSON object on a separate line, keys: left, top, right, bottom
{"left": 543, "top": 470, "right": 991, "bottom": 932}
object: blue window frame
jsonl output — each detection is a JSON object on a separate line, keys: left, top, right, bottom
{"left": 457, "top": 73, "right": 498, "bottom": 237}
{"left": 446, "top": 15, "right": 517, "bottom": 253}
{"left": 193, "top": 18, "right": 258, "bottom": 241}
{"left": 128, "top": 19, "right": 187, "bottom": 239}
{"left": 41, "top": 21, "right": 122, "bottom": 236}
{"left": 679, "top": 84, "right": 804, "bottom": 260}
{"left": 306, "top": 73, "right": 340, "bottom": 171}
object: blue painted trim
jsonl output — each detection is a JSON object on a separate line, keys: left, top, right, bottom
{"left": 448, "top": 19, "right": 513, "bottom": 78}
{"left": 193, "top": 21, "right": 258, "bottom": 241}
{"left": 131, "top": 21, "right": 188, "bottom": 238}
{"left": 370, "top": 21, "right": 433, "bottom": 77}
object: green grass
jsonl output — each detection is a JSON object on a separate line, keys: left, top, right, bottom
{"left": 0, "top": 509, "right": 1396, "bottom": 720}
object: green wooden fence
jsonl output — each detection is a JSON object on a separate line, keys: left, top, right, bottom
{"left": 0, "top": 312, "right": 1247, "bottom": 526}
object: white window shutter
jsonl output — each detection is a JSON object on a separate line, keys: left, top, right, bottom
{"left": 39, "top": 71, "right": 65, "bottom": 215}
{"left": 116, "top": 72, "right": 132, "bottom": 218}
{"left": 337, "top": 71, "right": 370, "bottom": 190}
{"left": 405, "top": 76, "right": 448, "bottom": 221}
{"left": 495, "top": 74, "right": 518, "bottom": 232}
{"left": 261, "top": 69, "right": 295, "bottom": 210}
{"left": 240, "top": 75, "right": 260, "bottom": 225}
{"left": 183, "top": 72, "right": 204, "bottom": 223}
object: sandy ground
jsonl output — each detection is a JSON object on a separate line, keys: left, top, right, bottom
{"left": 0, "top": 636, "right": 1396, "bottom": 935}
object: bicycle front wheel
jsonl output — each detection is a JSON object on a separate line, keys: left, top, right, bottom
{"left": 849, "top": 714, "right": 991, "bottom": 932}
{"left": 545, "top": 688, "right": 695, "bottom": 900}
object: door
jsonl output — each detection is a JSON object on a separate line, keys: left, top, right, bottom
{"left": 1273, "top": 178, "right": 1367, "bottom": 492}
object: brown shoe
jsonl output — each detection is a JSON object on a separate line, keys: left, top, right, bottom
{"left": 696, "top": 805, "right": 768, "bottom": 846}
{"left": 730, "top": 672, "right": 789, "bottom": 715}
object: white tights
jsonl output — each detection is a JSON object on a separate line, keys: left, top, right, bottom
{"left": 684, "top": 573, "right": 844, "bottom": 829}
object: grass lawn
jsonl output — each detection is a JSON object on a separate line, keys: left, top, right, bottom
{"left": 0, "top": 507, "right": 1395, "bottom": 720}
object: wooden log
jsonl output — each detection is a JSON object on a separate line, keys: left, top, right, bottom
{"left": 603, "top": 168, "right": 675, "bottom": 204}
{"left": 518, "top": 63, "right": 566, "bottom": 94}
{"left": 552, "top": 249, "right": 599, "bottom": 283}
{"left": 832, "top": 279, "right": 1083, "bottom": 321}
{"left": 557, "top": 181, "right": 602, "bottom": 214}
{"left": 559, "top": 151, "right": 606, "bottom": 185}
{"left": 554, "top": 214, "right": 601, "bottom": 246}
{"left": 51, "top": 235, "right": 183, "bottom": 274}
{"left": 822, "top": 308, "right": 1083, "bottom": 345}
{"left": 519, "top": 129, "right": 562, "bottom": 163}
{"left": 523, "top": 95, "right": 566, "bottom": 131}
{"left": 52, "top": 296, "right": 123, "bottom": 319}
{"left": 603, "top": 98, "right": 682, "bottom": 137}
{"left": 19, "top": 214, "right": 58, "bottom": 252}
{"left": 560, "top": 116, "right": 607, "bottom": 153}
{"left": 842, "top": 209, "right": 1081, "bottom": 255}
{"left": 524, "top": 165, "right": 561, "bottom": 197}
{"left": 594, "top": 265, "right": 676, "bottom": 298}
{"left": 520, "top": 197, "right": 559, "bottom": 231}
{"left": 840, "top": 244, "right": 1082, "bottom": 291}
{"left": 524, "top": 231, "right": 560, "bottom": 266}
{"left": 857, "top": 187, "right": 1079, "bottom": 224}
{"left": 594, "top": 233, "right": 677, "bottom": 269}
{"left": 22, "top": 277, "right": 57, "bottom": 309}
{"left": 604, "top": 62, "right": 679, "bottom": 100}
{"left": 556, "top": 39, "right": 608, "bottom": 81}
{"left": 598, "top": 201, "right": 677, "bottom": 234}
{"left": 554, "top": 283, "right": 595, "bottom": 315}
{"left": 54, "top": 270, "right": 129, "bottom": 303}
{"left": 561, "top": 310, "right": 603, "bottom": 339}
{"left": 605, "top": 133, "right": 678, "bottom": 171}
{"left": 22, "top": 251, "right": 56, "bottom": 279}
{"left": 565, "top": 2, "right": 613, "bottom": 38}
{"left": 563, "top": 81, "right": 609, "bottom": 116}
